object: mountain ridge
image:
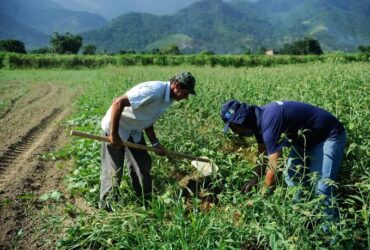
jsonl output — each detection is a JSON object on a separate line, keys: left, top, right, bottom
{"left": 0, "top": 12, "right": 49, "bottom": 48}
{"left": 1, "top": 0, "right": 369, "bottom": 52}
{"left": 0, "top": 0, "right": 108, "bottom": 48}
{"left": 82, "top": 0, "right": 370, "bottom": 53}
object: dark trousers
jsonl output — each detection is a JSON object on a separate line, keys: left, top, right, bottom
{"left": 99, "top": 136, "right": 152, "bottom": 208}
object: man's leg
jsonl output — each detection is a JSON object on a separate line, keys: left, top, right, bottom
{"left": 125, "top": 137, "right": 152, "bottom": 203}
{"left": 309, "top": 131, "right": 347, "bottom": 220}
{"left": 285, "top": 146, "right": 307, "bottom": 186}
{"left": 99, "top": 139, "right": 125, "bottom": 209}
{"left": 284, "top": 146, "right": 307, "bottom": 202}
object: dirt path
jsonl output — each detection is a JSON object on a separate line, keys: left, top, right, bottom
{"left": 0, "top": 82, "right": 82, "bottom": 249}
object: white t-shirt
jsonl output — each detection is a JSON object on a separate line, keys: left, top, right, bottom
{"left": 101, "top": 81, "right": 173, "bottom": 143}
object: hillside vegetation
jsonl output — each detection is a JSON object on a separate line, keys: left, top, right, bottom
{"left": 82, "top": 0, "right": 370, "bottom": 53}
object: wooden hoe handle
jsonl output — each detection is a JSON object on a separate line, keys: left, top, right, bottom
{"left": 70, "top": 130, "right": 211, "bottom": 163}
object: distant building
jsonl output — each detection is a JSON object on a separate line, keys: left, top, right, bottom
{"left": 265, "top": 49, "right": 274, "bottom": 56}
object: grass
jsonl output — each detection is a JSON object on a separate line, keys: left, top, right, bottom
{"left": 1, "top": 61, "right": 369, "bottom": 249}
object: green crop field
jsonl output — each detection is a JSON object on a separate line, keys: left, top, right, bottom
{"left": 1, "top": 61, "right": 369, "bottom": 249}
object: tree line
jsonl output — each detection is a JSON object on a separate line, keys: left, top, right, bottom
{"left": 1, "top": 34, "right": 370, "bottom": 55}
{"left": 0, "top": 33, "right": 96, "bottom": 55}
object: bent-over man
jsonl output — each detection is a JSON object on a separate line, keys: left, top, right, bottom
{"left": 220, "top": 100, "right": 346, "bottom": 221}
{"left": 100, "top": 72, "right": 196, "bottom": 209}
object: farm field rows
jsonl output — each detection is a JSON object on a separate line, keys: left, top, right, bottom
{"left": 0, "top": 62, "right": 369, "bottom": 249}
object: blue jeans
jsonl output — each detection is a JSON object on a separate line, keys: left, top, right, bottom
{"left": 284, "top": 130, "right": 347, "bottom": 220}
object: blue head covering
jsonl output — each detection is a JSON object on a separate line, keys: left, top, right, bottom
{"left": 220, "top": 100, "right": 255, "bottom": 133}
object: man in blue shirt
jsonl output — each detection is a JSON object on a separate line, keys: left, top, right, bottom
{"left": 220, "top": 100, "right": 346, "bottom": 220}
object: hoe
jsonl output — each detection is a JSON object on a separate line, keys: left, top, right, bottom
{"left": 70, "top": 130, "right": 218, "bottom": 176}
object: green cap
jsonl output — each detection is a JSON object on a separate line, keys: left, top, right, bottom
{"left": 174, "top": 72, "right": 196, "bottom": 95}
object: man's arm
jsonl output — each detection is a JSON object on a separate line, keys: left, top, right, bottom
{"left": 144, "top": 125, "right": 166, "bottom": 156}
{"left": 144, "top": 125, "right": 159, "bottom": 145}
{"left": 253, "top": 143, "right": 268, "bottom": 177}
{"left": 242, "top": 143, "right": 267, "bottom": 193}
{"left": 110, "top": 95, "right": 131, "bottom": 147}
{"left": 262, "top": 150, "right": 282, "bottom": 193}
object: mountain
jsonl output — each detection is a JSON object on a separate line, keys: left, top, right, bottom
{"left": 256, "top": 0, "right": 370, "bottom": 51}
{"left": 1, "top": 0, "right": 369, "bottom": 52}
{"left": 0, "top": 0, "right": 108, "bottom": 41}
{"left": 83, "top": 0, "right": 273, "bottom": 53}
{"left": 82, "top": 13, "right": 175, "bottom": 52}
{"left": 0, "top": 12, "right": 49, "bottom": 48}
{"left": 82, "top": 0, "right": 370, "bottom": 53}
{"left": 51, "top": 0, "right": 202, "bottom": 19}
{"left": 175, "top": 0, "right": 274, "bottom": 53}
{"left": 50, "top": 0, "right": 258, "bottom": 19}
{"left": 22, "top": 8, "right": 108, "bottom": 34}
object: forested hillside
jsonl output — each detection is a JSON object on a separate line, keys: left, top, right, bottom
{"left": 83, "top": 0, "right": 370, "bottom": 53}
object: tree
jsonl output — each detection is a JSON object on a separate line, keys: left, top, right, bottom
{"left": 0, "top": 39, "right": 27, "bottom": 54}
{"left": 82, "top": 44, "right": 97, "bottom": 55}
{"left": 119, "top": 49, "right": 136, "bottom": 54}
{"left": 358, "top": 45, "right": 370, "bottom": 53}
{"left": 305, "top": 38, "right": 323, "bottom": 55}
{"left": 150, "top": 48, "right": 161, "bottom": 55}
{"left": 242, "top": 49, "right": 252, "bottom": 55}
{"left": 30, "top": 47, "right": 51, "bottom": 54}
{"left": 50, "top": 32, "right": 82, "bottom": 54}
{"left": 199, "top": 50, "right": 214, "bottom": 55}
{"left": 281, "top": 37, "right": 323, "bottom": 55}
{"left": 160, "top": 45, "right": 182, "bottom": 55}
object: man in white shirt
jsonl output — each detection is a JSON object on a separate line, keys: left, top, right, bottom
{"left": 100, "top": 72, "right": 196, "bottom": 209}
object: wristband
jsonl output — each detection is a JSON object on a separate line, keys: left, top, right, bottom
{"left": 152, "top": 141, "right": 160, "bottom": 147}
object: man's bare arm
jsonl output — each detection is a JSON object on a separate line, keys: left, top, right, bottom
{"left": 263, "top": 151, "right": 282, "bottom": 189}
{"left": 242, "top": 143, "right": 267, "bottom": 193}
{"left": 109, "top": 95, "right": 131, "bottom": 147}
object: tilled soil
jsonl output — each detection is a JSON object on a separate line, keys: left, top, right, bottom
{"left": 0, "top": 82, "right": 82, "bottom": 249}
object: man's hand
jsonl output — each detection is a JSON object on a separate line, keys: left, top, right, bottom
{"left": 241, "top": 177, "right": 259, "bottom": 193}
{"left": 261, "top": 184, "right": 275, "bottom": 196}
{"left": 153, "top": 143, "right": 166, "bottom": 156}
{"left": 109, "top": 133, "right": 122, "bottom": 148}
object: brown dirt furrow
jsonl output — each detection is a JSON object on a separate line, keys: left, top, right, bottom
{"left": 26, "top": 84, "right": 52, "bottom": 105}
{"left": 0, "top": 82, "right": 83, "bottom": 249}
{"left": 0, "top": 107, "right": 61, "bottom": 183}
{"left": 0, "top": 84, "right": 61, "bottom": 154}
{"left": 0, "top": 81, "right": 25, "bottom": 119}
{"left": 0, "top": 96, "right": 22, "bottom": 120}
{"left": 0, "top": 83, "right": 52, "bottom": 121}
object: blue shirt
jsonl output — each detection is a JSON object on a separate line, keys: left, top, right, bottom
{"left": 256, "top": 101, "right": 344, "bottom": 155}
